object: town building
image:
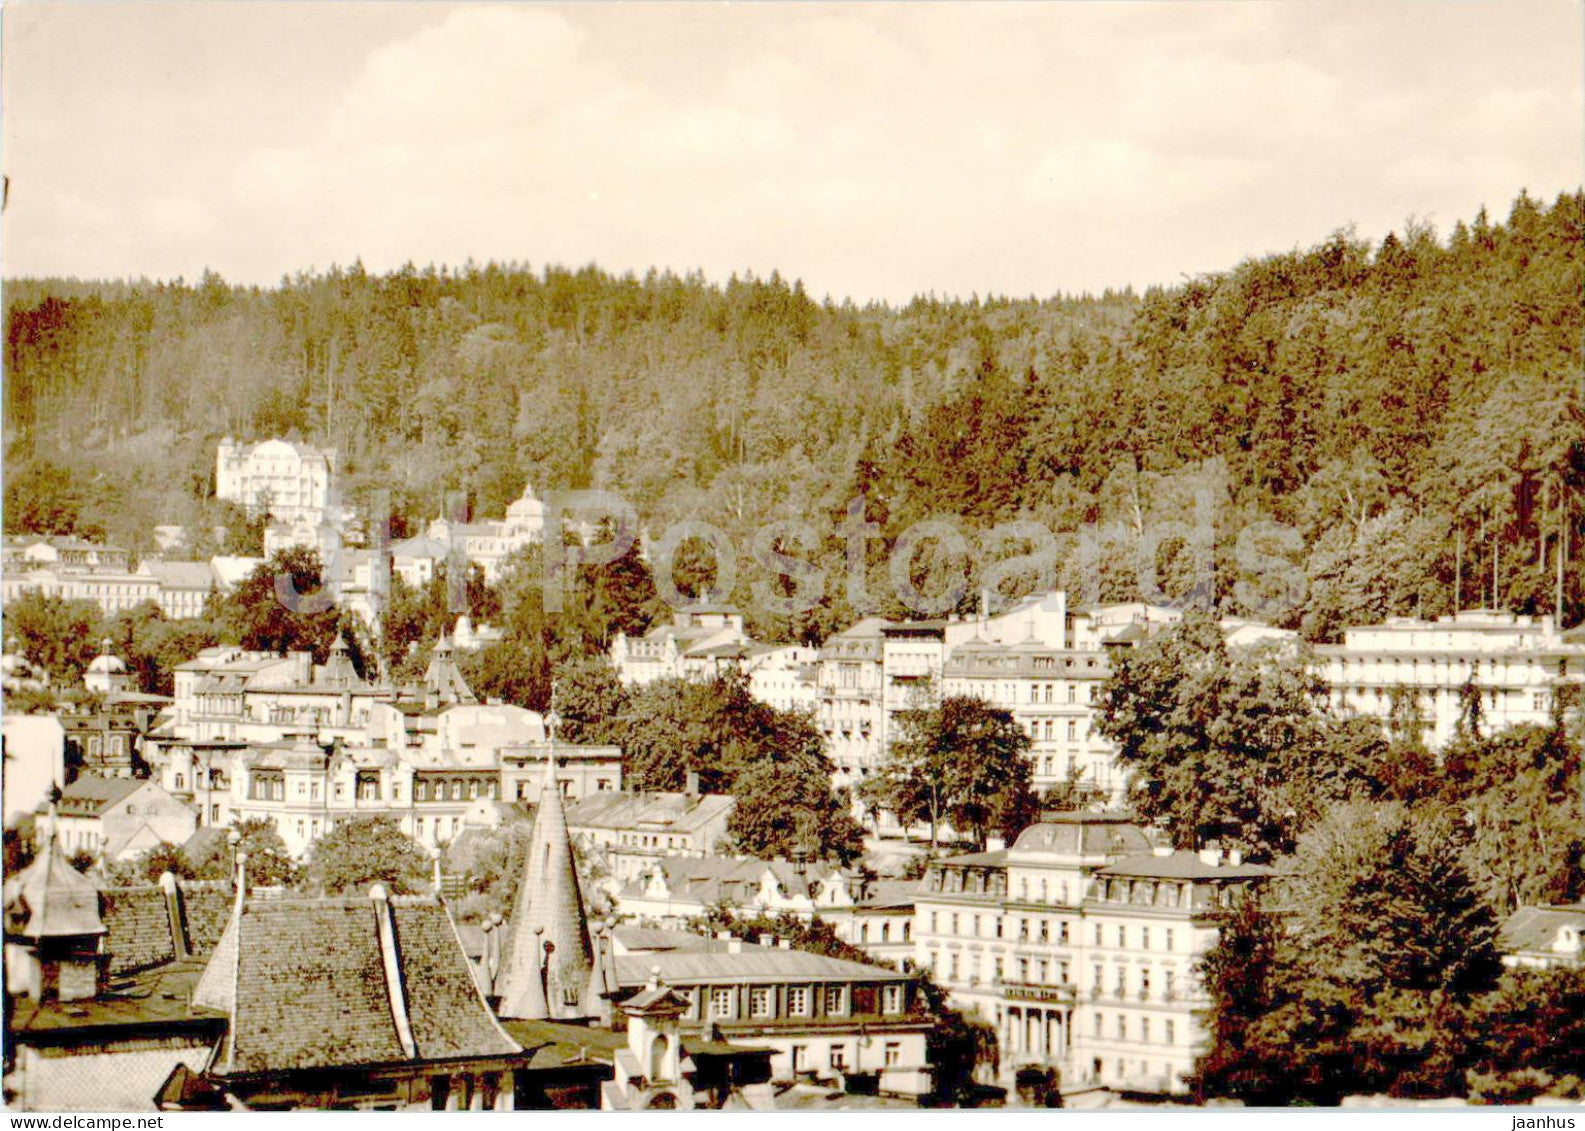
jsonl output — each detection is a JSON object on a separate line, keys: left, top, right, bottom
{"left": 423, "top": 481, "right": 547, "bottom": 582}
{"left": 135, "top": 560, "right": 217, "bottom": 620}
{"left": 609, "top": 605, "right": 750, "bottom": 685}
{"left": 1314, "top": 610, "right": 1585, "bottom": 749}
{"left": 611, "top": 856, "right": 918, "bottom": 965}
{"left": 566, "top": 784, "right": 736, "bottom": 881}
{"left": 37, "top": 776, "right": 197, "bottom": 861}
{"left": 215, "top": 437, "right": 339, "bottom": 525}
{"left": 912, "top": 811, "right": 1271, "bottom": 1097}
{"left": 1498, "top": 903, "right": 1585, "bottom": 970}
{"left": 1, "top": 535, "right": 158, "bottom": 617}
{"left": 596, "top": 931, "right": 934, "bottom": 1097}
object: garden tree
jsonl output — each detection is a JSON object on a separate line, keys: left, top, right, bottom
{"left": 102, "top": 842, "right": 193, "bottom": 886}
{"left": 3, "top": 826, "right": 35, "bottom": 875}
{"left": 1190, "top": 886, "right": 1286, "bottom": 1104}
{"left": 620, "top": 672, "right": 861, "bottom": 862}
{"left": 551, "top": 656, "right": 632, "bottom": 745}
{"left": 380, "top": 563, "right": 500, "bottom": 674}
{"left": 1096, "top": 613, "right": 1338, "bottom": 858}
{"left": 1203, "top": 802, "right": 1503, "bottom": 1104}
{"left": 723, "top": 759, "right": 865, "bottom": 865}
{"left": 455, "top": 635, "right": 550, "bottom": 711}
{"left": 223, "top": 546, "right": 342, "bottom": 662}
{"left": 866, "top": 695, "right": 1037, "bottom": 853}
{"left": 5, "top": 590, "right": 102, "bottom": 685}
{"left": 1440, "top": 723, "right": 1584, "bottom": 914}
{"left": 1, "top": 460, "right": 102, "bottom": 538}
{"left": 300, "top": 816, "right": 432, "bottom": 896}
{"left": 187, "top": 817, "right": 297, "bottom": 888}
{"left": 1464, "top": 967, "right": 1585, "bottom": 1102}
{"left": 102, "top": 603, "right": 225, "bottom": 696}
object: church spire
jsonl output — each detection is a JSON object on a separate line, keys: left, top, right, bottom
{"left": 494, "top": 741, "right": 592, "bottom": 1020}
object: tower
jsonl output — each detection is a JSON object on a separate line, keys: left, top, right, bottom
{"left": 494, "top": 748, "right": 593, "bottom": 1020}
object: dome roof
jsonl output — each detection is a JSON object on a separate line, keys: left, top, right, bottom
{"left": 506, "top": 484, "right": 545, "bottom": 519}
{"left": 1010, "top": 812, "right": 1151, "bottom": 858}
{"left": 87, "top": 652, "right": 127, "bottom": 674}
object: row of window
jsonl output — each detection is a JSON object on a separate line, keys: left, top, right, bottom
{"left": 697, "top": 982, "right": 905, "bottom": 1020}
{"left": 1094, "top": 1012, "right": 1177, "bottom": 1045}
{"left": 926, "top": 910, "right": 1177, "bottom": 952}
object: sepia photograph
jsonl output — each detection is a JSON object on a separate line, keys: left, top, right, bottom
{"left": 1, "top": 0, "right": 1582, "bottom": 1122}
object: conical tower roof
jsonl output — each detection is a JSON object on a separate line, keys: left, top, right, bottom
{"left": 3, "top": 813, "right": 105, "bottom": 940}
{"left": 421, "top": 632, "right": 477, "bottom": 706}
{"left": 495, "top": 749, "right": 592, "bottom": 1020}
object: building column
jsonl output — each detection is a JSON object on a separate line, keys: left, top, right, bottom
{"left": 467, "top": 1079, "right": 485, "bottom": 1111}
{"left": 495, "top": 1074, "right": 515, "bottom": 1111}
{"left": 443, "top": 1079, "right": 460, "bottom": 1111}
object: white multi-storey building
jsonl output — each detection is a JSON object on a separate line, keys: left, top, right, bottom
{"left": 1315, "top": 610, "right": 1585, "bottom": 749}
{"left": 423, "top": 481, "right": 547, "bottom": 582}
{"left": 216, "top": 437, "right": 338, "bottom": 525}
{"left": 2, "top": 536, "right": 157, "bottom": 617}
{"left": 912, "top": 811, "right": 1271, "bottom": 1096}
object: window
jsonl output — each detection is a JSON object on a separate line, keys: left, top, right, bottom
{"left": 883, "top": 984, "right": 903, "bottom": 1014}
{"left": 1117, "top": 1016, "right": 1127, "bottom": 1039}
{"left": 710, "top": 988, "right": 734, "bottom": 1018}
{"left": 787, "top": 987, "right": 810, "bottom": 1016}
{"left": 1059, "top": 920, "right": 1070, "bottom": 944}
{"left": 750, "top": 987, "right": 773, "bottom": 1018}
{"left": 824, "top": 986, "right": 847, "bottom": 1016}
{"left": 468, "top": 780, "right": 479, "bottom": 800}
{"left": 1094, "top": 1013, "right": 1103, "bottom": 1037}
{"left": 948, "top": 954, "right": 959, "bottom": 980}
{"left": 1039, "top": 920, "right": 1049, "bottom": 943}
{"left": 793, "top": 1045, "right": 808, "bottom": 1072}
{"left": 417, "top": 781, "right": 429, "bottom": 801}
{"left": 1067, "top": 720, "right": 1077, "bottom": 741}
{"left": 175, "top": 773, "right": 186, "bottom": 791}
{"left": 884, "top": 1041, "right": 901, "bottom": 1068}
{"left": 950, "top": 913, "right": 958, "bottom": 934}
{"left": 1140, "top": 970, "right": 1151, "bottom": 1000}
{"left": 1141, "top": 1018, "right": 1151, "bottom": 1043}
{"left": 1165, "top": 1020, "right": 1176, "bottom": 1044}
{"left": 1117, "top": 926, "right": 1127, "bottom": 948}
{"left": 1165, "top": 929, "right": 1175, "bottom": 951}
{"left": 1164, "top": 970, "right": 1176, "bottom": 1001}
{"left": 929, "top": 912, "right": 938, "bottom": 933}
{"left": 830, "top": 1045, "right": 847, "bottom": 1071}
{"left": 1091, "top": 964, "right": 1103, "bottom": 994}
{"left": 1094, "top": 924, "right": 1103, "bottom": 946}
{"left": 1115, "top": 968, "right": 1127, "bottom": 998}
{"left": 1141, "top": 927, "right": 1150, "bottom": 950}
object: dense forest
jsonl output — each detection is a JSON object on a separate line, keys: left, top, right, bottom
{"left": 6, "top": 189, "right": 1582, "bottom": 641}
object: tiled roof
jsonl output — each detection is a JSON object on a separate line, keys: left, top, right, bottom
{"left": 1499, "top": 904, "right": 1585, "bottom": 955}
{"left": 55, "top": 774, "right": 144, "bottom": 815}
{"left": 566, "top": 790, "right": 734, "bottom": 835}
{"left": 10, "top": 959, "right": 223, "bottom": 1041}
{"left": 207, "top": 895, "right": 519, "bottom": 1075}
{"left": 142, "top": 560, "right": 215, "bottom": 590}
{"left": 613, "top": 948, "right": 909, "bottom": 987}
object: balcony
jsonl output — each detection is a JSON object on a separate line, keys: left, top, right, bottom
{"left": 1000, "top": 981, "right": 1077, "bottom": 1006}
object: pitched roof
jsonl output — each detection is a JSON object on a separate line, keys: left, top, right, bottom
{"left": 613, "top": 947, "right": 910, "bottom": 987}
{"left": 142, "top": 560, "right": 216, "bottom": 590}
{"left": 55, "top": 774, "right": 144, "bottom": 816}
{"left": 565, "top": 790, "right": 734, "bottom": 835}
{"left": 201, "top": 894, "right": 519, "bottom": 1075}
{"left": 1499, "top": 903, "right": 1585, "bottom": 955}
{"left": 1010, "top": 812, "right": 1153, "bottom": 858}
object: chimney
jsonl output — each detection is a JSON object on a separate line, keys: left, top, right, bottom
{"left": 727, "top": 939, "right": 743, "bottom": 954}
{"left": 1197, "top": 846, "right": 1221, "bottom": 867}
{"left": 757, "top": 933, "right": 774, "bottom": 948}
{"left": 985, "top": 835, "right": 1006, "bottom": 852}
{"left": 778, "top": 939, "right": 791, "bottom": 950}
{"left": 1152, "top": 844, "right": 1174, "bottom": 858}
{"left": 685, "top": 770, "right": 700, "bottom": 798}
{"left": 715, "top": 930, "right": 733, "bottom": 941}
{"left": 1227, "top": 849, "right": 1243, "bottom": 866}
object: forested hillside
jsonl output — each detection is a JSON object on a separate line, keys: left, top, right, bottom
{"left": 6, "top": 189, "right": 1582, "bottom": 640}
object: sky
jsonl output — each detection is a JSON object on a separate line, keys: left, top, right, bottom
{"left": 3, "top": 1, "right": 1581, "bottom": 304}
